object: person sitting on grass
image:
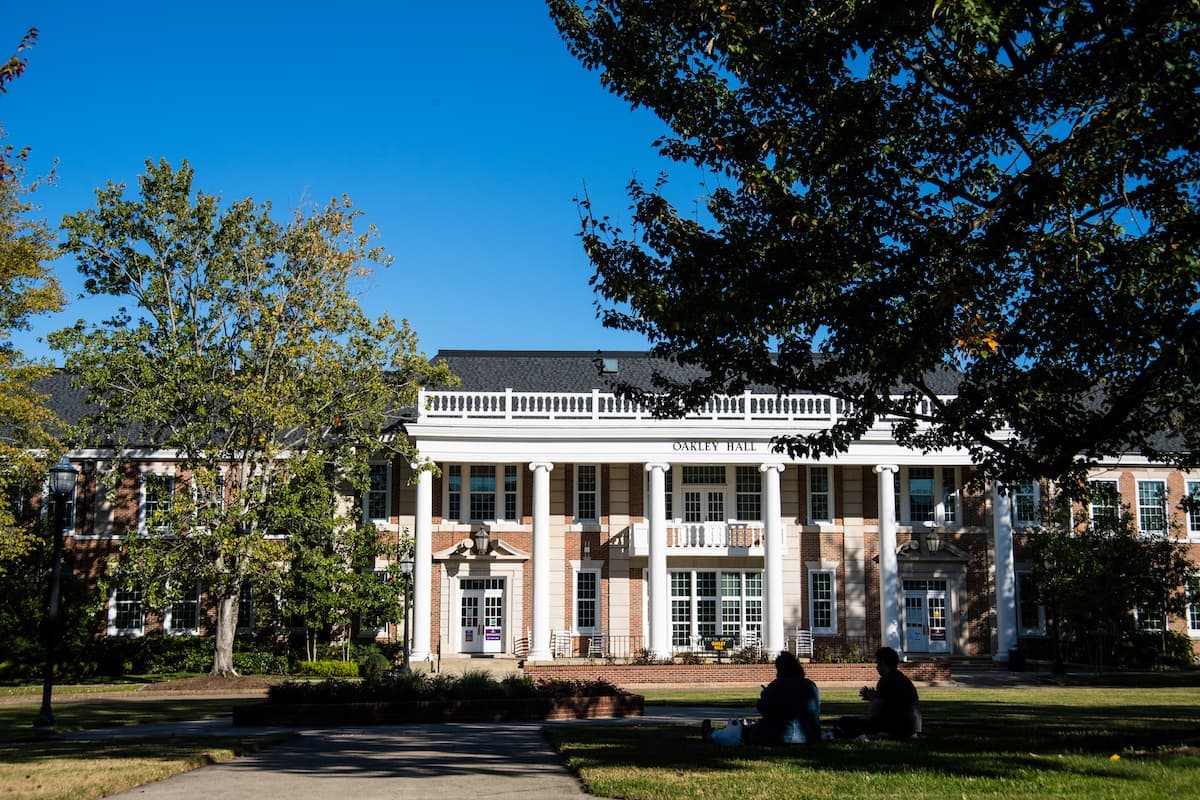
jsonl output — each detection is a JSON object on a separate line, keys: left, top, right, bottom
{"left": 833, "top": 646, "right": 922, "bottom": 740}
{"left": 702, "top": 651, "right": 821, "bottom": 746}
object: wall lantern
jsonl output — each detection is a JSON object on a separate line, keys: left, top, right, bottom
{"left": 473, "top": 527, "right": 491, "bottom": 556}
{"left": 922, "top": 521, "right": 942, "bottom": 554}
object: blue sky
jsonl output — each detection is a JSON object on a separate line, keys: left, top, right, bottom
{"left": 3, "top": 1, "right": 697, "bottom": 363}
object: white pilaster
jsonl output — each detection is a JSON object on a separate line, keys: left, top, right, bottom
{"left": 874, "top": 464, "right": 902, "bottom": 653}
{"left": 993, "top": 483, "right": 1017, "bottom": 663}
{"left": 528, "top": 462, "right": 555, "bottom": 661}
{"left": 646, "top": 463, "right": 671, "bottom": 659}
{"left": 761, "top": 463, "right": 786, "bottom": 654}
{"left": 411, "top": 468, "right": 433, "bottom": 662}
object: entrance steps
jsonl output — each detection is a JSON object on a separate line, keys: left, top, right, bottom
{"left": 424, "top": 654, "right": 525, "bottom": 677}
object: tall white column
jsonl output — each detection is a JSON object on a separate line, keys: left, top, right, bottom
{"left": 761, "top": 464, "right": 786, "bottom": 654}
{"left": 993, "top": 483, "right": 1017, "bottom": 663}
{"left": 874, "top": 464, "right": 902, "bottom": 653}
{"left": 528, "top": 462, "right": 555, "bottom": 661}
{"left": 411, "top": 468, "right": 433, "bottom": 662}
{"left": 646, "top": 463, "right": 671, "bottom": 659}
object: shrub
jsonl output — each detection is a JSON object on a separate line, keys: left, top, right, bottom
{"left": 359, "top": 652, "right": 392, "bottom": 681}
{"left": 233, "top": 649, "right": 289, "bottom": 675}
{"left": 266, "top": 672, "right": 621, "bottom": 705}
{"left": 297, "top": 659, "right": 360, "bottom": 678}
{"left": 630, "top": 648, "right": 670, "bottom": 665}
{"left": 675, "top": 651, "right": 702, "bottom": 665}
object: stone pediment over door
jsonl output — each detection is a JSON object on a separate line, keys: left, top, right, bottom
{"left": 896, "top": 537, "right": 970, "bottom": 564}
{"left": 434, "top": 537, "right": 530, "bottom": 563}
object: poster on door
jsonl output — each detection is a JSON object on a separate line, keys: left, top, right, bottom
{"left": 464, "top": 629, "right": 474, "bottom": 642}
{"left": 485, "top": 626, "right": 501, "bottom": 641}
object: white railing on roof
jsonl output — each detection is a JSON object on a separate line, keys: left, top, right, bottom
{"left": 418, "top": 388, "right": 847, "bottom": 423}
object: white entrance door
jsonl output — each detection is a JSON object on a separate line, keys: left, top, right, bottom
{"left": 902, "top": 579, "right": 950, "bottom": 655}
{"left": 460, "top": 578, "right": 505, "bottom": 654}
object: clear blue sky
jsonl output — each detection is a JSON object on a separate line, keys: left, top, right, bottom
{"left": 3, "top": 1, "right": 697, "bottom": 363}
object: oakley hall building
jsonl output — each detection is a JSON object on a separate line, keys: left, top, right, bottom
{"left": 54, "top": 351, "right": 1200, "bottom": 662}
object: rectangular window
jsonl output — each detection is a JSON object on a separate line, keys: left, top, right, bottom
{"left": 670, "top": 570, "right": 762, "bottom": 648}
{"left": 365, "top": 463, "right": 389, "bottom": 521}
{"left": 469, "top": 465, "right": 496, "bottom": 520}
{"left": 166, "top": 582, "right": 200, "bottom": 635}
{"left": 1089, "top": 479, "right": 1120, "bottom": 529}
{"left": 941, "top": 468, "right": 958, "bottom": 524}
{"left": 705, "top": 491, "right": 724, "bottom": 522}
{"left": 664, "top": 468, "right": 674, "bottom": 521}
{"left": 237, "top": 583, "right": 254, "bottom": 633}
{"left": 504, "top": 465, "right": 518, "bottom": 521}
{"left": 576, "top": 465, "right": 598, "bottom": 522}
{"left": 1188, "top": 481, "right": 1200, "bottom": 539}
{"left": 142, "top": 473, "right": 174, "bottom": 532}
{"left": 447, "top": 465, "right": 462, "bottom": 521}
{"left": 735, "top": 466, "right": 761, "bottom": 521}
{"left": 809, "top": 570, "right": 836, "bottom": 634}
{"left": 683, "top": 490, "right": 702, "bottom": 524}
{"left": 671, "top": 572, "right": 692, "bottom": 647}
{"left": 110, "top": 587, "right": 144, "bottom": 636}
{"left": 908, "top": 467, "right": 935, "bottom": 522}
{"left": 575, "top": 570, "right": 598, "bottom": 631}
{"left": 1137, "top": 480, "right": 1166, "bottom": 534}
{"left": 1014, "top": 482, "right": 1039, "bottom": 526}
{"left": 1134, "top": 606, "right": 1164, "bottom": 632}
{"left": 682, "top": 466, "right": 727, "bottom": 485}
{"left": 1188, "top": 576, "right": 1200, "bottom": 634}
{"left": 1016, "top": 572, "right": 1045, "bottom": 635}
{"left": 808, "top": 466, "right": 832, "bottom": 523}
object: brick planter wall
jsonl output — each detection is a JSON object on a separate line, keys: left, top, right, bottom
{"left": 233, "top": 692, "right": 644, "bottom": 727}
{"left": 524, "top": 661, "right": 950, "bottom": 685}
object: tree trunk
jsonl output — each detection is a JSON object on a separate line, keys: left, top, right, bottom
{"left": 211, "top": 591, "right": 240, "bottom": 676}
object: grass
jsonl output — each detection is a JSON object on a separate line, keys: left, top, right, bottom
{"left": 0, "top": 698, "right": 242, "bottom": 743}
{"left": 547, "top": 686, "right": 1200, "bottom": 799}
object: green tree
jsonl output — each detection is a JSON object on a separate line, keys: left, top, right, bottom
{"left": 52, "top": 159, "right": 453, "bottom": 675}
{"left": 1029, "top": 488, "right": 1195, "bottom": 668}
{"left": 549, "top": 1, "right": 1200, "bottom": 483}
{"left": 0, "top": 26, "right": 65, "bottom": 570}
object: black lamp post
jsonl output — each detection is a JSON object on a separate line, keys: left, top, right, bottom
{"left": 34, "top": 455, "right": 79, "bottom": 731}
{"left": 399, "top": 556, "right": 414, "bottom": 673}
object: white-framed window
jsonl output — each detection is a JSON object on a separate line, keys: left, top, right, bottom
{"left": 575, "top": 465, "right": 600, "bottom": 522}
{"left": 808, "top": 466, "right": 832, "bottom": 524}
{"left": 108, "top": 587, "right": 145, "bottom": 636}
{"left": 443, "top": 464, "right": 520, "bottom": 522}
{"left": 574, "top": 569, "right": 599, "bottom": 632}
{"left": 1016, "top": 571, "right": 1046, "bottom": 636}
{"left": 808, "top": 569, "right": 837, "bottom": 634}
{"left": 1187, "top": 576, "right": 1200, "bottom": 635}
{"left": 1133, "top": 606, "right": 1164, "bottom": 632}
{"left": 896, "top": 467, "right": 959, "bottom": 525}
{"left": 663, "top": 468, "right": 674, "bottom": 520}
{"left": 237, "top": 583, "right": 254, "bottom": 634}
{"left": 1014, "top": 481, "right": 1040, "bottom": 527}
{"left": 1089, "top": 479, "right": 1121, "bottom": 530}
{"left": 140, "top": 471, "right": 175, "bottom": 533}
{"left": 165, "top": 582, "right": 201, "bottom": 635}
{"left": 669, "top": 569, "right": 762, "bottom": 648}
{"left": 735, "top": 466, "right": 761, "bottom": 521}
{"left": 1185, "top": 480, "right": 1200, "bottom": 540}
{"left": 364, "top": 462, "right": 390, "bottom": 522}
{"left": 1136, "top": 480, "right": 1167, "bottom": 534}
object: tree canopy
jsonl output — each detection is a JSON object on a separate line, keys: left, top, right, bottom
{"left": 52, "top": 159, "right": 453, "bottom": 674}
{"left": 549, "top": 0, "right": 1200, "bottom": 483}
{"left": 0, "top": 27, "right": 66, "bottom": 569}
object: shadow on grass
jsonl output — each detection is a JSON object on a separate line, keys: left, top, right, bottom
{"left": 0, "top": 699, "right": 238, "bottom": 743}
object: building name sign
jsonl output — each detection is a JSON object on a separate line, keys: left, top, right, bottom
{"left": 671, "top": 440, "right": 758, "bottom": 452}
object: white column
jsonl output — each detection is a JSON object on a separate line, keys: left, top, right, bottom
{"left": 411, "top": 468, "right": 433, "bottom": 662}
{"left": 874, "top": 464, "right": 902, "bottom": 653}
{"left": 993, "top": 483, "right": 1017, "bottom": 663}
{"left": 760, "top": 463, "right": 786, "bottom": 654}
{"left": 528, "top": 462, "right": 555, "bottom": 661}
{"left": 646, "top": 463, "right": 671, "bottom": 659}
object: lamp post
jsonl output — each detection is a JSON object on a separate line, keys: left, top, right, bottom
{"left": 34, "top": 455, "right": 78, "bottom": 731}
{"left": 399, "top": 556, "right": 414, "bottom": 673}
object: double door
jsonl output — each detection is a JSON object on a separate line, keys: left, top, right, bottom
{"left": 460, "top": 578, "right": 504, "bottom": 654}
{"left": 902, "top": 579, "right": 950, "bottom": 654}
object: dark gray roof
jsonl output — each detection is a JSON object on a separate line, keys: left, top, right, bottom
{"left": 35, "top": 371, "right": 94, "bottom": 427}
{"left": 431, "top": 350, "right": 963, "bottom": 396}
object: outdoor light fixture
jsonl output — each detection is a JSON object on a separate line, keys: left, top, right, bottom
{"left": 472, "top": 527, "right": 490, "bottom": 555}
{"left": 922, "top": 521, "right": 942, "bottom": 554}
{"left": 34, "top": 455, "right": 79, "bottom": 730}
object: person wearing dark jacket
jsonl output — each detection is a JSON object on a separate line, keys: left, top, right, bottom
{"left": 703, "top": 651, "right": 821, "bottom": 745}
{"left": 835, "top": 646, "right": 922, "bottom": 739}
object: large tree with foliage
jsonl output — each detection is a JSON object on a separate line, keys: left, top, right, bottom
{"left": 550, "top": 1, "right": 1200, "bottom": 482}
{"left": 52, "top": 159, "right": 452, "bottom": 675}
{"left": 0, "top": 27, "right": 66, "bottom": 569}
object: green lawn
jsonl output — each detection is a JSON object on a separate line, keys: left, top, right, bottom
{"left": 548, "top": 687, "right": 1200, "bottom": 799}
{"left": 0, "top": 698, "right": 240, "bottom": 743}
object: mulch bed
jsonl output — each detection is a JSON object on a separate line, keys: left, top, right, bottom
{"left": 140, "top": 675, "right": 279, "bottom": 692}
